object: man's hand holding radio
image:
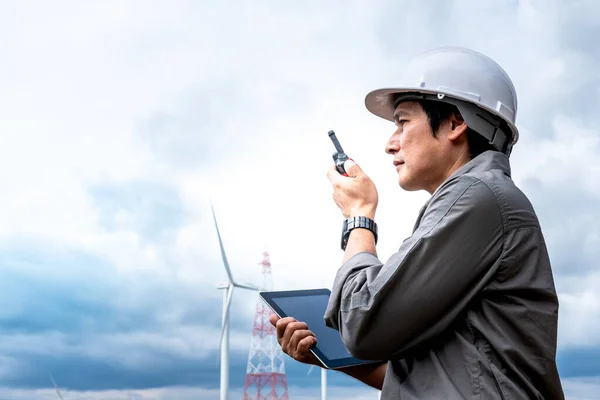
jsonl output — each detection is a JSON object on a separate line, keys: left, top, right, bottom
{"left": 327, "top": 159, "right": 378, "bottom": 220}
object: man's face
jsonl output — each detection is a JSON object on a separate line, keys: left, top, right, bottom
{"left": 385, "top": 101, "right": 450, "bottom": 193}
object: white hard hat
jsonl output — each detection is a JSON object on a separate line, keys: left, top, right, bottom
{"left": 365, "top": 46, "right": 519, "bottom": 155}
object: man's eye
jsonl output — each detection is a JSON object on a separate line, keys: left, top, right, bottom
{"left": 397, "top": 119, "right": 408, "bottom": 126}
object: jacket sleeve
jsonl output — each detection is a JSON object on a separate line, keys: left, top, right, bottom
{"left": 323, "top": 175, "right": 505, "bottom": 361}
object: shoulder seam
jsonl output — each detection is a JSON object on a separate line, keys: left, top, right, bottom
{"left": 462, "top": 174, "right": 507, "bottom": 239}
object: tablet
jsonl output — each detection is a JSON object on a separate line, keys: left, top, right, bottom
{"left": 260, "top": 288, "right": 381, "bottom": 369}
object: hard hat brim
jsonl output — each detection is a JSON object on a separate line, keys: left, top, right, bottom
{"left": 364, "top": 87, "right": 519, "bottom": 146}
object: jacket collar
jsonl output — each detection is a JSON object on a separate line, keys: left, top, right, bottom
{"left": 413, "top": 151, "right": 511, "bottom": 231}
{"left": 433, "top": 150, "right": 511, "bottom": 198}
{"left": 449, "top": 150, "right": 511, "bottom": 179}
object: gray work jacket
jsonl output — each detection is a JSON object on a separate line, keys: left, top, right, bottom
{"left": 324, "top": 151, "right": 565, "bottom": 399}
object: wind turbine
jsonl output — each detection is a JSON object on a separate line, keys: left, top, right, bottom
{"left": 307, "top": 364, "right": 327, "bottom": 400}
{"left": 308, "top": 364, "right": 382, "bottom": 399}
{"left": 49, "top": 372, "right": 85, "bottom": 400}
{"left": 211, "top": 203, "right": 260, "bottom": 400}
{"left": 49, "top": 373, "right": 65, "bottom": 400}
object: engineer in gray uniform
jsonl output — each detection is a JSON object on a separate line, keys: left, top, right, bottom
{"left": 270, "top": 47, "right": 565, "bottom": 399}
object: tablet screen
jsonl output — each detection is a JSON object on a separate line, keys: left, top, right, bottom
{"left": 272, "top": 294, "right": 353, "bottom": 361}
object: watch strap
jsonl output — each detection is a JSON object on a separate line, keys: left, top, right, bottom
{"left": 341, "top": 216, "right": 378, "bottom": 250}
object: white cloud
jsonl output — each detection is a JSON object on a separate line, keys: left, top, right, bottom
{"left": 559, "top": 291, "right": 600, "bottom": 347}
{"left": 0, "top": 384, "right": 382, "bottom": 400}
{"left": 557, "top": 271, "right": 600, "bottom": 348}
{"left": 561, "top": 377, "right": 600, "bottom": 400}
{"left": 0, "top": 0, "right": 599, "bottom": 392}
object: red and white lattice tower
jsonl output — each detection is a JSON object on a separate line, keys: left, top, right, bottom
{"left": 243, "top": 251, "right": 289, "bottom": 400}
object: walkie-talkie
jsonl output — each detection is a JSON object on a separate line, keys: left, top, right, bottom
{"left": 328, "top": 130, "right": 349, "bottom": 176}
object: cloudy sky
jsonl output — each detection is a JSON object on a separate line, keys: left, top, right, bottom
{"left": 1, "top": 0, "right": 599, "bottom": 399}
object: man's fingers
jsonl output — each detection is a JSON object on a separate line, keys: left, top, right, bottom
{"left": 282, "top": 321, "right": 308, "bottom": 350}
{"left": 326, "top": 164, "right": 342, "bottom": 183}
{"left": 343, "top": 159, "right": 362, "bottom": 177}
{"left": 297, "top": 333, "right": 317, "bottom": 354}
{"left": 269, "top": 314, "right": 279, "bottom": 327}
{"left": 275, "top": 317, "right": 296, "bottom": 344}
{"left": 327, "top": 159, "right": 363, "bottom": 183}
{"left": 271, "top": 318, "right": 318, "bottom": 365}
{"left": 288, "top": 327, "right": 313, "bottom": 355}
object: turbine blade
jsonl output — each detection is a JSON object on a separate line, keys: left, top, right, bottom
{"left": 234, "top": 282, "right": 260, "bottom": 291}
{"left": 306, "top": 364, "right": 315, "bottom": 377}
{"left": 49, "top": 372, "right": 65, "bottom": 400}
{"left": 210, "top": 203, "right": 234, "bottom": 283}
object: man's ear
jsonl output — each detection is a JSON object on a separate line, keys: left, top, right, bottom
{"left": 448, "top": 112, "right": 468, "bottom": 141}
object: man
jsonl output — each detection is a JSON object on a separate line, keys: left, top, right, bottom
{"left": 270, "top": 47, "right": 565, "bottom": 399}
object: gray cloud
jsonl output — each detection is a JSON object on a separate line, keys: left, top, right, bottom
{"left": 0, "top": 243, "right": 249, "bottom": 389}
{"left": 371, "top": 0, "right": 600, "bottom": 139}
{"left": 1, "top": 0, "right": 599, "bottom": 397}
{"left": 370, "top": 0, "right": 600, "bottom": 279}
{"left": 0, "top": 385, "right": 383, "bottom": 400}
{"left": 133, "top": 59, "right": 318, "bottom": 171}
{"left": 135, "top": 79, "right": 257, "bottom": 169}
{"left": 0, "top": 242, "right": 375, "bottom": 393}
{"left": 558, "top": 346, "right": 600, "bottom": 378}
{"left": 520, "top": 176, "right": 600, "bottom": 279}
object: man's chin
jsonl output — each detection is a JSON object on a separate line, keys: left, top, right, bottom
{"left": 398, "top": 178, "right": 420, "bottom": 192}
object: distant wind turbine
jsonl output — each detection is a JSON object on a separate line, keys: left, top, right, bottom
{"left": 49, "top": 372, "right": 65, "bottom": 400}
{"left": 49, "top": 372, "right": 84, "bottom": 400}
{"left": 210, "top": 202, "right": 260, "bottom": 400}
{"left": 308, "top": 363, "right": 381, "bottom": 399}
{"left": 307, "top": 365, "right": 327, "bottom": 400}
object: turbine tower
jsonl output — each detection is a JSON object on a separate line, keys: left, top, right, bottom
{"left": 211, "top": 203, "right": 260, "bottom": 400}
{"left": 307, "top": 365, "right": 327, "bottom": 400}
{"left": 243, "top": 250, "right": 289, "bottom": 400}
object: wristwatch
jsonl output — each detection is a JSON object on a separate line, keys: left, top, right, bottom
{"left": 341, "top": 216, "right": 378, "bottom": 250}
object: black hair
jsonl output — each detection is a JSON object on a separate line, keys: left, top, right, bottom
{"left": 396, "top": 96, "right": 497, "bottom": 159}
{"left": 419, "top": 99, "right": 496, "bottom": 159}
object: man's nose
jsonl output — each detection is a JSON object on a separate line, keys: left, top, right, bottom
{"left": 385, "top": 134, "right": 400, "bottom": 155}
